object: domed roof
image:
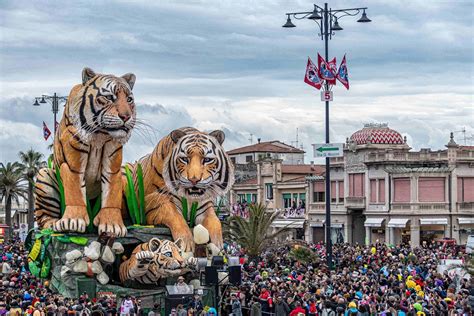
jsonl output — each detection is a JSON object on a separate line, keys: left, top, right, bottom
{"left": 350, "top": 123, "right": 404, "bottom": 145}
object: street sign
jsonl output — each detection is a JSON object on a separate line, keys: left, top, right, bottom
{"left": 312, "top": 143, "right": 343, "bottom": 158}
{"left": 321, "top": 90, "right": 333, "bottom": 101}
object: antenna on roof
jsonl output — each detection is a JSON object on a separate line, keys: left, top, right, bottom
{"left": 453, "top": 127, "right": 467, "bottom": 145}
{"left": 248, "top": 133, "right": 253, "bottom": 144}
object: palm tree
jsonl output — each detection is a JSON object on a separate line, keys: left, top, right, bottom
{"left": 19, "top": 149, "right": 45, "bottom": 230}
{"left": 224, "top": 203, "right": 289, "bottom": 259}
{"left": 0, "top": 162, "right": 27, "bottom": 240}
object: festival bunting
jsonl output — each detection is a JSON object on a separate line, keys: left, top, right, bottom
{"left": 304, "top": 57, "right": 322, "bottom": 90}
{"left": 317, "top": 53, "right": 337, "bottom": 85}
{"left": 336, "top": 54, "right": 349, "bottom": 90}
{"left": 43, "top": 121, "right": 51, "bottom": 141}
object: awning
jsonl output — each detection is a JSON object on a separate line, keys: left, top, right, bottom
{"left": 364, "top": 218, "right": 385, "bottom": 227}
{"left": 272, "top": 219, "right": 305, "bottom": 228}
{"left": 420, "top": 218, "right": 448, "bottom": 225}
{"left": 322, "top": 220, "right": 344, "bottom": 228}
{"left": 387, "top": 218, "right": 410, "bottom": 228}
{"left": 458, "top": 218, "right": 474, "bottom": 225}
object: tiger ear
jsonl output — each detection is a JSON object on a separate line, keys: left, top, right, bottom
{"left": 210, "top": 130, "right": 225, "bottom": 145}
{"left": 121, "top": 73, "right": 136, "bottom": 90}
{"left": 174, "top": 238, "right": 185, "bottom": 253}
{"left": 170, "top": 129, "right": 187, "bottom": 143}
{"left": 148, "top": 238, "right": 162, "bottom": 252}
{"left": 82, "top": 67, "right": 96, "bottom": 85}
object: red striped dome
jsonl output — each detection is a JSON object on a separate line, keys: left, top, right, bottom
{"left": 350, "top": 124, "right": 404, "bottom": 145}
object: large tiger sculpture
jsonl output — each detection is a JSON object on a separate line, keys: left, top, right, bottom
{"left": 119, "top": 237, "right": 194, "bottom": 284}
{"left": 35, "top": 67, "right": 136, "bottom": 237}
{"left": 124, "top": 127, "right": 234, "bottom": 251}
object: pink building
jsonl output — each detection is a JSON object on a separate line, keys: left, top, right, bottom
{"left": 307, "top": 123, "right": 474, "bottom": 246}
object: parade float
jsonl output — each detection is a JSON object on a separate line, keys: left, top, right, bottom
{"left": 27, "top": 68, "right": 235, "bottom": 311}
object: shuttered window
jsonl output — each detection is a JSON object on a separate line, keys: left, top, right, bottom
{"left": 379, "top": 179, "right": 385, "bottom": 203}
{"left": 370, "top": 180, "right": 377, "bottom": 203}
{"left": 393, "top": 178, "right": 410, "bottom": 202}
{"left": 418, "top": 177, "right": 445, "bottom": 202}
{"left": 458, "top": 177, "right": 474, "bottom": 202}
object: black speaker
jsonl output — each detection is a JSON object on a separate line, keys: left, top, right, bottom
{"left": 205, "top": 266, "right": 218, "bottom": 285}
{"left": 228, "top": 266, "right": 242, "bottom": 285}
{"left": 211, "top": 256, "right": 224, "bottom": 268}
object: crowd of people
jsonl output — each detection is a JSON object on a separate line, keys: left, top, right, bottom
{"left": 220, "top": 241, "right": 473, "bottom": 316}
{"left": 1, "top": 233, "right": 473, "bottom": 315}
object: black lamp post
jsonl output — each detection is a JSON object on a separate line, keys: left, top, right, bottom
{"left": 33, "top": 93, "right": 68, "bottom": 136}
{"left": 283, "top": 3, "right": 371, "bottom": 268}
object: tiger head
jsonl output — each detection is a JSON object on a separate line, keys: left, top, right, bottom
{"left": 149, "top": 238, "right": 186, "bottom": 271}
{"left": 163, "top": 128, "right": 235, "bottom": 201}
{"left": 68, "top": 67, "right": 136, "bottom": 144}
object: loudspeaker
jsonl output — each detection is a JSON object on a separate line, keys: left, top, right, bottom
{"left": 211, "top": 256, "right": 224, "bottom": 268}
{"left": 228, "top": 266, "right": 242, "bottom": 285}
{"left": 205, "top": 266, "right": 218, "bottom": 285}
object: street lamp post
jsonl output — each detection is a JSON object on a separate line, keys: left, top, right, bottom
{"left": 283, "top": 3, "right": 371, "bottom": 268}
{"left": 33, "top": 93, "right": 68, "bottom": 136}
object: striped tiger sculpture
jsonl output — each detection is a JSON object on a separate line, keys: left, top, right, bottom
{"left": 124, "top": 127, "right": 234, "bottom": 251}
{"left": 34, "top": 67, "right": 136, "bottom": 237}
{"left": 119, "top": 238, "right": 195, "bottom": 284}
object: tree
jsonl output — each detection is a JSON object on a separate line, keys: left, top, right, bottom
{"left": 0, "top": 162, "right": 27, "bottom": 240}
{"left": 224, "top": 203, "right": 289, "bottom": 259}
{"left": 19, "top": 149, "right": 45, "bottom": 230}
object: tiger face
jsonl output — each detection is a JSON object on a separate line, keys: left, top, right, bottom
{"left": 69, "top": 67, "right": 136, "bottom": 144}
{"left": 163, "top": 128, "right": 235, "bottom": 201}
{"left": 149, "top": 238, "right": 186, "bottom": 271}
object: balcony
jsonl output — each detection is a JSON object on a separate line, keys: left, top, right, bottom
{"left": 280, "top": 207, "right": 306, "bottom": 219}
{"left": 345, "top": 196, "right": 366, "bottom": 209}
{"left": 391, "top": 202, "right": 449, "bottom": 212}
{"left": 458, "top": 202, "right": 474, "bottom": 211}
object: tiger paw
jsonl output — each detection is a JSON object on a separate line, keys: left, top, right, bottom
{"left": 94, "top": 207, "right": 127, "bottom": 237}
{"left": 172, "top": 229, "right": 195, "bottom": 252}
{"left": 54, "top": 206, "right": 89, "bottom": 233}
{"left": 136, "top": 251, "right": 155, "bottom": 265}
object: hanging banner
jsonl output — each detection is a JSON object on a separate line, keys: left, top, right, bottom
{"left": 43, "top": 122, "right": 51, "bottom": 141}
{"left": 304, "top": 57, "right": 322, "bottom": 90}
{"left": 336, "top": 54, "right": 349, "bottom": 90}
{"left": 317, "top": 53, "right": 337, "bottom": 85}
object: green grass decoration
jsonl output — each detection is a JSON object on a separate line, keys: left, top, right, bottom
{"left": 54, "top": 167, "right": 66, "bottom": 216}
{"left": 124, "top": 164, "right": 146, "bottom": 225}
{"left": 180, "top": 197, "right": 199, "bottom": 228}
{"left": 47, "top": 156, "right": 53, "bottom": 169}
{"left": 137, "top": 164, "right": 146, "bottom": 225}
{"left": 86, "top": 196, "right": 101, "bottom": 233}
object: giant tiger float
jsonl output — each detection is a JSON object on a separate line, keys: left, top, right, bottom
{"left": 27, "top": 68, "right": 234, "bottom": 309}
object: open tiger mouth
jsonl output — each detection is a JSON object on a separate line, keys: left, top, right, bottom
{"left": 186, "top": 187, "right": 205, "bottom": 197}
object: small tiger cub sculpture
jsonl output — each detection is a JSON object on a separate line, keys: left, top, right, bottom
{"left": 124, "top": 127, "right": 235, "bottom": 252}
{"left": 119, "top": 238, "right": 195, "bottom": 284}
{"left": 35, "top": 67, "right": 136, "bottom": 237}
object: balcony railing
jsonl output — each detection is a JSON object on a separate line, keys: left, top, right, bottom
{"left": 280, "top": 207, "right": 306, "bottom": 219}
{"left": 392, "top": 202, "right": 449, "bottom": 211}
{"left": 345, "top": 197, "right": 366, "bottom": 208}
{"left": 458, "top": 202, "right": 474, "bottom": 211}
{"left": 366, "top": 151, "right": 452, "bottom": 162}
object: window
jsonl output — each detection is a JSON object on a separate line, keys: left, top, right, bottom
{"left": 393, "top": 178, "right": 411, "bottom": 202}
{"left": 265, "top": 183, "right": 273, "bottom": 200}
{"left": 237, "top": 194, "right": 245, "bottom": 203}
{"left": 419, "top": 177, "right": 445, "bottom": 202}
{"left": 331, "top": 181, "right": 337, "bottom": 203}
{"left": 338, "top": 181, "right": 344, "bottom": 203}
{"left": 313, "top": 181, "right": 325, "bottom": 202}
{"left": 230, "top": 157, "right": 236, "bottom": 164}
{"left": 349, "top": 173, "right": 364, "bottom": 197}
{"left": 457, "top": 177, "right": 474, "bottom": 202}
{"left": 283, "top": 193, "right": 292, "bottom": 208}
{"left": 246, "top": 155, "right": 253, "bottom": 163}
{"left": 379, "top": 179, "right": 385, "bottom": 203}
{"left": 370, "top": 179, "right": 377, "bottom": 203}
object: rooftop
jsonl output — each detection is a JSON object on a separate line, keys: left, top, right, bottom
{"left": 281, "top": 164, "right": 325, "bottom": 175}
{"left": 227, "top": 140, "right": 305, "bottom": 155}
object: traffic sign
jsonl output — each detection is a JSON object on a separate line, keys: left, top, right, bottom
{"left": 321, "top": 90, "right": 333, "bottom": 101}
{"left": 312, "top": 143, "right": 343, "bottom": 158}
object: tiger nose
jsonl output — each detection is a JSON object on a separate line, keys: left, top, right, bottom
{"left": 119, "top": 113, "right": 130, "bottom": 122}
{"left": 189, "top": 177, "right": 200, "bottom": 185}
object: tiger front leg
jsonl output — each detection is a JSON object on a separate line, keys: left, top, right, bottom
{"left": 54, "top": 163, "right": 89, "bottom": 233}
{"left": 199, "top": 203, "right": 223, "bottom": 250}
{"left": 145, "top": 193, "right": 195, "bottom": 252}
{"left": 119, "top": 250, "right": 155, "bottom": 283}
{"left": 94, "top": 142, "right": 127, "bottom": 237}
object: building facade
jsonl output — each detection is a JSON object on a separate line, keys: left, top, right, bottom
{"left": 227, "top": 139, "right": 305, "bottom": 165}
{"left": 307, "top": 124, "right": 474, "bottom": 246}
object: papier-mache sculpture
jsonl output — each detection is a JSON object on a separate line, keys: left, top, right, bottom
{"left": 35, "top": 67, "right": 136, "bottom": 237}
{"left": 123, "top": 127, "right": 235, "bottom": 251}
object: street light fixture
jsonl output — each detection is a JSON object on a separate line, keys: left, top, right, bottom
{"left": 33, "top": 93, "right": 68, "bottom": 136}
{"left": 283, "top": 3, "right": 371, "bottom": 269}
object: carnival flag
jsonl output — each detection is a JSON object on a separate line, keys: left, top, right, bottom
{"left": 317, "top": 53, "right": 337, "bottom": 85}
{"left": 304, "top": 57, "right": 322, "bottom": 90}
{"left": 336, "top": 54, "right": 349, "bottom": 90}
{"left": 43, "top": 121, "right": 51, "bottom": 141}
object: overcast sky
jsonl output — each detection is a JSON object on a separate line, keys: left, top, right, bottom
{"left": 0, "top": 0, "right": 472, "bottom": 163}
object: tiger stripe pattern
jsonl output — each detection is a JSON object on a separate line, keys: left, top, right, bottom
{"left": 34, "top": 67, "right": 136, "bottom": 237}
{"left": 124, "top": 127, "right": 234, "bottom": 251}
{"left": 119, "top": 238, "right": 186, "bottom": 284}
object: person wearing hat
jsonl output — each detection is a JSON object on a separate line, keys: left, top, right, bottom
{"left": 230, "top": 293, "right": 242, "bottom": 316}
{"left": 344, "top": 301, "right": 358, "bottom": 316}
